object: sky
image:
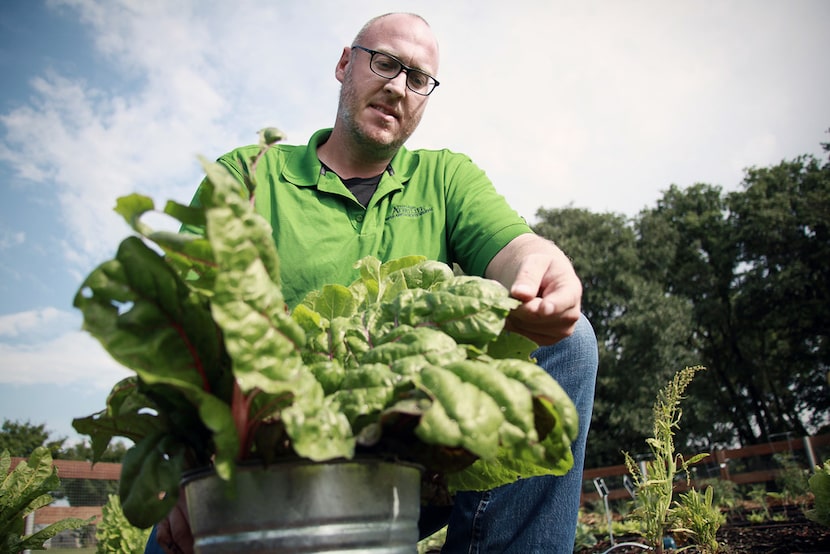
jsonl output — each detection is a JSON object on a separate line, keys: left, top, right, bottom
{"left": 1, "top": 0, "right": 828, "bottom": 445}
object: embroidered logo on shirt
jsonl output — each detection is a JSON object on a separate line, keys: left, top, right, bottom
{"left": 386, "top": 205, "right": 434, "bottom": 221}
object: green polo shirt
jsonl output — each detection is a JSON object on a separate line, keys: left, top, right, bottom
{"left": 204, "top": 129, "right": 532, "bottom": 308}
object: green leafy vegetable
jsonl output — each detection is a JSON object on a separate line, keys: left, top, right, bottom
{"left": 1, "top": 448, "right": 93, "bottom": 552}
{"left": 73, "top": 128, "right": 578, "bottom": 529}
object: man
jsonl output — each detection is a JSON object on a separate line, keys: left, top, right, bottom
{"left": 151, "top": 12, "right": 597, "bottom": 553}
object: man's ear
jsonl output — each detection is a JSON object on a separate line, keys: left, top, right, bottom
{"left": 334, "top": 47, "right": 350, "bottom": 83}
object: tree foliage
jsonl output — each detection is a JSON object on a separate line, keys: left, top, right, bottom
{"left": 534, "top": 208, "right": 696, "bottom": 465}
{"left": 0, "top": 419, "right": 127, "bottom": 507}
{"left": 535, "top": 138, "right": 830, "bottom": 466}
{"left": 0, "top": 420, "right": 64, "bottom": 458}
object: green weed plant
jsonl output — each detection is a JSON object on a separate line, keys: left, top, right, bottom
{"left": 623, "top": 365, "right": 711, "bottom": 553}
{"left": 673, "top": 486, "right": 725, "bottom": 554}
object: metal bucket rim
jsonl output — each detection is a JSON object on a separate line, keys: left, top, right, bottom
{"left": 181, "top": 457, "right": 424, "bottom": 486}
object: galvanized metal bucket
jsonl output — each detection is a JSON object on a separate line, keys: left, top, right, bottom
{"left": 183, "top": 459, "right": 422, "bottom": 554}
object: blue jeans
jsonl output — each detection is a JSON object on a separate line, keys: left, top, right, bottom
{"left": 439, "top": 313, "right": 598, "bottom": 553}
{"left": 146, "top": 315, "right": 598, "bottom": 554}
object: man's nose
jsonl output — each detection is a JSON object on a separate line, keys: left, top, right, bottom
{"left": 383, "top": 71, "right": 408, "bottom": 96}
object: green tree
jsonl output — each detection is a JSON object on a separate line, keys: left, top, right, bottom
{"left": 535, "top": 138, "right": 829, "bottom": 462}
{"left": 0, "top": 419, "right": 64, "bottom": 458}
{"left": 633, "top": 149, "right": 829, "bottom": 447}
{"left": 727, "top": 152, "right": 830, "bottom": 436}
{"left": 1, "top": 418, "right": 127, "bottom": 507}
{"left": 533, "top": 208, "right": 697, "bottom": 466}
{"left": 636, "top": 184, "right": 746, "bottom": 448}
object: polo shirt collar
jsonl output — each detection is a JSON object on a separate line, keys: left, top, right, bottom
{"left": 281, "top": 128, "right": 418, "bottom": 188}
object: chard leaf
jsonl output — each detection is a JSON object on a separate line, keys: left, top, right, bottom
{"left": 486, "top": 330, "right": 539, "bottom": 361}
{"left": 446, "top": 399, "right": 575, "bottom": 492}
{"left": 113, "top": 193, "right": 217, "bottom": 295}
{"left": 387, "top": 278, "right": 519, "bottom": 348}
{"left": 199, "top": 157, "right": 281, "bottom": 287}
{"left": 164, "top": 199, "right": 207, "bottom": 228}
{"left": 306, "top": 284, "right": 357, "bottom": 319}
{"left": 330, "top": 387, "right": 394, "bottom": 425}
{"left": 198, "top": 156, "right": 358, "bottom": 463}
{"left": 73, "top": 236, "right": 238, "bottom": 500}
{"left": 308, "top": 360, "right": 346, "bottom": 394}
{"left": 341, "top": 362, "right": 402, "bottom": 389}
{"left": 361, "top": 326, "right": 465, "bottom": 367}
{"left": 446, "top": 357, "right": 579, "bottom": 491}
{"left": 74, "top": 237, "right": 226, "bottom": 396}
{"left": 118, "top": 432, "right": 187, "bottom": 529}
{"left": 328, "top": 363, "right": 405, "bottom": 427}
{"left": 291, "top": 304, "right": 332, "bottom": 365}
{"left": 209, "top": 263, "right": 307, "bottom": 394}
{"left": 282, "top": 398, "right": 354, "bottom": 461}
{"left": 416, "top": 365, "right": 504, "bottom": 460}
{"left": 444, "top": 359, "right": 537, "bottom": 444}
{"left": 354, "top": 255, "right": 426, "bottom": 303}
{"left": 114, "top": 193, "right": 155, "bottom": 235}
{"left": 436, "top": 357, "right": 579, "bottom": 492}
{"left": 201, "top": 156, "right": 309, "bottom": 396}
{"left": 72, "top": 378, "right": 164, "bottom": 461}
{"left": 496, "top": 359, "right": 579, "bottom": 442}
{"left": 396, "top": 259, "right": 454, "bottom": 290}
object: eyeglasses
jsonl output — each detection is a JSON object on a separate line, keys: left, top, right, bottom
{"left": 352, "top": 45, "right": 440, "bottom": 96}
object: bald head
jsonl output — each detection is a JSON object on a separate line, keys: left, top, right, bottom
{"left": 352, "top": 13, "right": 440, "bottom": 76}
{"left": 319, "top": 12, "right": 441, "bottom": 172}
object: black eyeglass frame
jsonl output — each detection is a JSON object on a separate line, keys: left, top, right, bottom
{"left": 351, "top": 45, "right": 440, "bottom": 96}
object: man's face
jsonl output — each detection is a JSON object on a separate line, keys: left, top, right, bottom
{"left": 335, "top": 15, "right": 439, "bottom": 158}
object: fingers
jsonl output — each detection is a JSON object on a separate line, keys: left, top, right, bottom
{"left": 508, "top": 257, "right": 549, "bottom": 302}
{"left": 156, "top": 494, "right": 194, "bottom": 554}
{"left": 505, "top": 260, "right": 582, "bottom": 345}
{"left": 484, "top": 234, "right": 583, "bottom": 345}
{"left": 505, "top": 300, "right": 581, "bottom": 345}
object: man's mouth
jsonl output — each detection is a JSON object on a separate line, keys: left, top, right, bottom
{"left": 371, "top": 103, "right": 399, "bottom": 122}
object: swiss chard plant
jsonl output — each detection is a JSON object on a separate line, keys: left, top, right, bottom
{"left": 72, "top": 128, "right": 578, "bottom": 529}
{"left": 1, "top": 447, "right": 93, "bottom": 552}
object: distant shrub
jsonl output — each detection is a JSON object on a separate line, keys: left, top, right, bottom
{"left": 96, "top": 494, "right": 152, "bottom": 554}
{"left": 805, "top": 460, "right": 830, "bottom": 527}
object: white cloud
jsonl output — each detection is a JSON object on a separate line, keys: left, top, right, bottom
{"left": 0, "top": 309, "right": 127, "bottom": 389}
{"left": 2, "top": 0, "right": 830, "bottom": 274}
{"left": 0, "top": 0, "right": 827, "bottom": 441}
{"left": 0, "top": 230, "right": 25, "bottom": 250}
{"left": 0, "top": 307, "right": 73, "bottom": 338}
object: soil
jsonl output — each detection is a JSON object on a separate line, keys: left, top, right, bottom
{"left": 579, "top": 500, "right": 830, "bottom": 554}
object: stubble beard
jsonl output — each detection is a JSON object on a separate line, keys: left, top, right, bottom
{"left": 337, "top": 73, "right": 422, "bottom": 162}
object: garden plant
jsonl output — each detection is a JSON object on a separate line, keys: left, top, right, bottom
{"left": 0, "top": 447, "right": 92, "bottom": 552}
{"left": 96, "top": 493, "right": 151, "bottom": 554}
{"left": 71, "top": 128, "right": 579, "bottom": 532}
{"left": 623, "top": 365, "right": 724, "bottom": 553}
{"left": 806, "top": 460, "right": 830, "bottom": 528}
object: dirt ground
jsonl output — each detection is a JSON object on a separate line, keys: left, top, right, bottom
{"left": 579, "top": 502, "right": 830, "bottom": 554}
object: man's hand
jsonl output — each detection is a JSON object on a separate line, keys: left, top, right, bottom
{"left": 485, "top": 233, "right": 582, "bottom": 345}
{"left": 155, "top": 492, "right": 194, "bottom": 554}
